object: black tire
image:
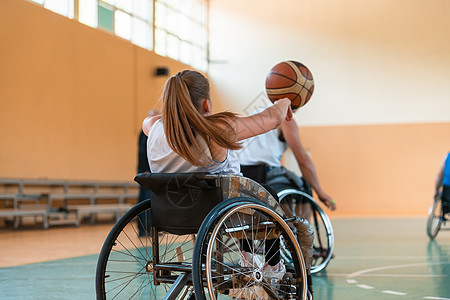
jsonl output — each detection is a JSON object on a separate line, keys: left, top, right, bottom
{"left": 96, "top": 199, "right": 196, "bottom": 299}
{"left": 193, "top": 197, "right": 307, "bottom": 299}
{"left": 427, "top": 196, "right": 443, "bottom": 239}
{"left": 278, "top": 189, "right": 334, "bottom": 274}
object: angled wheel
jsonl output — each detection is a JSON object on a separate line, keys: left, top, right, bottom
{"left": 427, "top": 196, "right": 443, "bottom": 239}
{"left": 193, "top": 197, "right": 308, "bottom": 300}
{"left": 278, "top": 189, "right": 334, "bottom": 274}
{"left": 96, "top": 200, "right": 196, "bottom": 299}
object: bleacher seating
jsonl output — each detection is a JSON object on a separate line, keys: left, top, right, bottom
{"left": 0, "top": 178, "right": 139, "bottom": 229}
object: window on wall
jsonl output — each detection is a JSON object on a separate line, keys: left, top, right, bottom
{"left": 31, "top": 0, "right": 75, "bottom": 18}
{"left": 29, "top": 0, "right": 209, "bottom": 71}
{"left": 31, "top": 0, "right": 153, "bottom": 51}
{"left": 155, "top": 0, "right": 208, "bottom": 71}
{"left": 81, "top": 0, "right": 153, "bottom": 50}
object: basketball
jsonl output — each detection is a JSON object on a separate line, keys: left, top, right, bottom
{"left": 265, "top": 60, "right": 315, "bottom": 109}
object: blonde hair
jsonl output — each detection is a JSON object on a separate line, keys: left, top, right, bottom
{"left": 162, "top": 70, "right": 241, "bottom": 166}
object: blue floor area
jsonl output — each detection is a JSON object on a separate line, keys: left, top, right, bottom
{"left": 0, "top": 254, "right": 99, "bottom": 300}
{"left": 0, "top": 217, "right": 449, "bottom": 299}
{"left": 311, "top": 218, "right": 450, "bottom": 300}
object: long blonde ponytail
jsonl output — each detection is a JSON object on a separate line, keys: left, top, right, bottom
{"left": 162, "top": 70, "right": 241, "bottom": 166}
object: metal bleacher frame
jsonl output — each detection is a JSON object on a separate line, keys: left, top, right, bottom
{"left": 0, "top": 178, "right": 139, "bottom": 229}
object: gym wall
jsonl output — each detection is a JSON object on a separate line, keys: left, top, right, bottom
{"left": 208, "top": 0, "right": 450, "bottom": 216}
{"left": 0, "top": 0, "right": 191, "bottom": 181}
{"left": 1, "top": 0, "right": 449, "bottom": 216}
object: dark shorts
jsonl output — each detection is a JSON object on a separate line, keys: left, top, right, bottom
{"left": 442, "top": 185, "right": 450, "bottom": 214}
{"left": 241, "top": 164, "right": 312, "bottom": 204}
{"left": 266, "top": 167, "right": 312, "bottom": 204}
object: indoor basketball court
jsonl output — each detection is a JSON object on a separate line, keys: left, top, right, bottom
{"left": 0, "top": 218, "right": 449, "bottom": 299}
{"left": 1, "top": 0, "right": 449, "bottom": 299}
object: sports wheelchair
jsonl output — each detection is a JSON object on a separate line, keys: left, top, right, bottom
{"left": 96, "top": 173, "right": 312, "bottom": 299}
{"left": 427, "top": 191, "right": 450, "bottom": 239}
{"left": 241, "top": 165, "right": 335, "bottom": 274}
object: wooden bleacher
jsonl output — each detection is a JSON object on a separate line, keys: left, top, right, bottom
{"left": 0, "top": 178, "right": 139, "bottom": 229}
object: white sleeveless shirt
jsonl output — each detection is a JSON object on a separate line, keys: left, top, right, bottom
{"left": 147, "top": 119, "right": 240, "bottom": 174}
{"left": 238, "top": 106, "right": 288, "bottom": 167}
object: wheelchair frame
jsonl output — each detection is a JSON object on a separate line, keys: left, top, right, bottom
{"left": 95, "top": 173, "right": 310, "bottom": 299}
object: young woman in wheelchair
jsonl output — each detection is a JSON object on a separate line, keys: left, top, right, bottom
{"left": 142, "top": 70, "right": 293, "bottom": 284}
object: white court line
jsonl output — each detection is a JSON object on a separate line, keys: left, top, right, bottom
{"left": 382, "top": 290, "right": 407, "bottom": 296}
{"left": 348, "top": 261, "right": 449, "bottom": 278}
{"left": 337, "top": 256, "right": 435, "bottom": 260}
{"left": 344, "top": 262, "right": 449, "bottom": 299}
{"left": 350, "top": 274, "right": 445, "bottom": 278}
{"left": 357, "top": 284, "right": 374, "bottom": 289}
{"left": 327, "top": 273, "right": 446, "bottom": 278}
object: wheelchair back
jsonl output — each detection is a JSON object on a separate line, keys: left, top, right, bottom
{"left": 135, "top": 173, "right": 221, "bottom": 235}
{"left": 135, "top": 172, "right": 286, "bottom": 235}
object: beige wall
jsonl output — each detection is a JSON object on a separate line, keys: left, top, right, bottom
{"left": 0, "top": 0, "right": 190, "bottom": 181}
{"left": 208, "top": 0, "right": 450, "bottom": 216}
{"left": 1, "top": 0, "right": 449, "bottom": 217}
{"left": 209, "top": 0, "right": 450, "bottom": 126}
{"left": 296, "top": 123, "right": 450, "bottom": 216}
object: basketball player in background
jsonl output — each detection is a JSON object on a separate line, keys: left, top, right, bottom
{"left": 137, "top": 109, "right": 160, "bottom": 236}
{"left": 239, "top": 106, "right": 336, "bottom": 219}
{"left": 434, "top": 151, "right": 450, "bottom": 218}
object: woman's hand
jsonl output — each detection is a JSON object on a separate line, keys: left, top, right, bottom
{"left": 286, "top": 105, "right": 293, "bottom": 121}
{"left": 274, "top": 98, "right": 293, "bottom": 122}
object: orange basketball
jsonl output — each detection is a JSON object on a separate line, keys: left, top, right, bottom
{"left": 265, "top": 61, "right": 314, "bottom": 109}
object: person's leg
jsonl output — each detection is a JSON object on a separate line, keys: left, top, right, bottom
{"left": 298, "top": 177, "right": 313, "bottom": 215}
{"left": 296, "top": 201, "right": 312, "bottom": 222}
{"left": 240, "top": 184, "right": 282, "bottom": 266}
{"left": 265, "top": 238, "right": 280, "bottom": 266}
{"left": 441, "top": 185, "right": 450, "bottom": 216}
{"left": 261, "top": 184, "right": 283, "bottom": 267}
{"left": 137, "top": 187, "right": 152, "bottom": 236}
{"left": 241, "top": 238, "right": 253, "bottom": 253}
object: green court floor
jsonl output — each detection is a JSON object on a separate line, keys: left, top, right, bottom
{"left": 313, "top": 217, "right": 450, "bottom": 300}
{"left": 0, "top": 217, "right": 448, "bottom": 299}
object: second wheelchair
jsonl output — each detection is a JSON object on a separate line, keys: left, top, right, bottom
{"left": 241, "top": 165, "right": 335, "bottom": 274}
{"left": 427, "top": 192, "right": 450, "bottom": 239}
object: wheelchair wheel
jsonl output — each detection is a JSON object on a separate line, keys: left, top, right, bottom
{"left": 427, "top": 196, "right": 443, "bottom": 239}
{"left": 96, "top": 200, "right": 196, "bottom": 299}
{"left": 278, "top": 189, "right": 334, "bottom": 274}
{"left": 193, "top": 197, "right": 308, "bottom": 300}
